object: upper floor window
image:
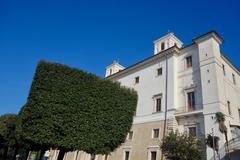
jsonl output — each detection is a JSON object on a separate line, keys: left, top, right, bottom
{"left": 156, "top": 97, "right": 162, "bottom": 112}
{"left": 128, "top": 131, "right": 133, "bottom": 140}
{"left": 186, "top": 56, "right": 192, "bottom": 68}
{"left": 232, "top": 74, "right": 236, "bottom": 85}
{"left": 222, "top": 64, "right": 226, "bottom": 76}
{"left": 187, "top": 91, "right": 195, "bottom": 111}
{"left": 152, "top": 128, "right": 160, "bottom": 138}
{"left": 135, "top": 76, "right": 139, "bottom": 84}
{"left": 161, "top": 42, "right": 165, "bottom": 51}
{"left": 227, "top": 101, "right": 231, "bottom": 115}
{"left": 157, "top": 68, "right": 162, "bottom": 76}
{"left": 150, "top": 151, "right": 157, "bottom": 160}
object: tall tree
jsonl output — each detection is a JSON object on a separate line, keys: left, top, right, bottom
{"left": 215, "top": 112, "right": 230, "bottom": 159}
{"left": 160, "top": 131, "right": 205, "bottom": 160}
{"left": 20, "top": 61, "right": 138, "bottom": 160}
{"left": 0, "top": 114, "right": 19, "bottom": 160}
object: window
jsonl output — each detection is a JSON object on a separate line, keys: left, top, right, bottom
{"left": 156, "top": 97, "right": 161, "bottom": 112}
{"left": 185, "top": 125, "right": 197, "bottom": 136}
{"left": 150, "top": 151, "right": 157, "bottom": 160}
{"left": 227, "top": 101, "right": 231, "bottom": 115}
{"left": 222, "top": 64, "right": 226, "bottom": 76}
{"left": 153, "top": 128, "right": 160, "bottom": 138}
{"left": 135, "top": 76, "right": 139, "bottom": 84}
{"left": 109, "top": 69, "right": 112, "bottom": 75}
{"left": 128, "top": 131, "right": 133, "bottom": 140}
{"left": 161, "top": 42, "right": 165, "bottom": 50}
{"left": 238, "top": 109, "right": 240, "bottom": 121}
{"left": 187, "top": 92, "right": 195, "bottom": 111}
{"left": 124, "top": 151, "right": 130, "bottom": 160}
{"left": 186, "top": 56, "right": 192, "bottom": 68}
{"left": 157, "top": 68, "right": 162, "bottom": 76}
{"left": 232, "top": 74, "right": 236, "bottom": 85}
{"left": 188, "top": 126, "right": 197, "bottom": 136}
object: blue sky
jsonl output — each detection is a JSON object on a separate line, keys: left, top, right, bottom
{"left": 0, "top": 0, "right": 240, "bottom": 115}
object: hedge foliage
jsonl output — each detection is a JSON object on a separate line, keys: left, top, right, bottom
{"left": 20, "top": 61, "right": 137, "bottom": 155}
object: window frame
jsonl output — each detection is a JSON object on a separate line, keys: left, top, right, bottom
{"left": 187, "top": 91, "right": 195, "bottom": 111}
{"left": 152, "top": 128, "right": 160, "bottom": 139}
{"left": 153, "top": 94, "right": 162, "bottom": 113}
{"left": 161, "top": 42, "right": 165, "bottom": 51}
{"left": 232, "top": 73, "right": 236, "bottom": 85}
{"left": 186, "top": 56, "right": 193, "bottom": 68}
{"left": 128, "top": 131, "right": 133, "bottom": 140}
{"left": 227, "top": 101, "right": 231, "bottom": 116}
{"left": 238, "top": 109, "right": 240, "bottom": 121}
{"left": 222, "top": 64, "right": 226, "bottom": 76}
{"left": 157, "top": 67, "right": 163, "bottom": 76}
{"left": 134, "top": 76, "right": 139, "bottom": 84}
{"left": 184, "top": 124, "right": 197, "bottom": 137}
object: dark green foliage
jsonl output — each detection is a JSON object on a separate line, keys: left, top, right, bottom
{"left": 0, "top": 114, "right": 35, "bottom": 160}
{"left": 20, "top": 61, "right": 138, "bottom": 155}
{"left": 161, "top": 131, "right": 205, "bottom": 160}
{"left": 0, "top": 114, "right": 19, "bottom": 159}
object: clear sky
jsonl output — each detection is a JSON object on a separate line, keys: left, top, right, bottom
{"left": 0, "top": 0, "right": 240, "bottom": 115}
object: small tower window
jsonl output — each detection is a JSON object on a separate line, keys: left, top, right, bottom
{"left": 109, "top": 69, "right": 112, "bottom": 75}
{"left": 161, "top": 42, "right": 165, "bottom": 51}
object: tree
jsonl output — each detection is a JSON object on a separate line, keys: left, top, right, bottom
{"left": 20, "top": 61, "right": 138, "bottom": 160}
{"left": 160, "top": 131, "right": 204, "bottom": 160}
{"left": 215, "top": 112, "right": 230, "bottom": 159}
{"left": 0, "top": 114, "right": 19, "bottom": 160}
{"left": 0, "top": 114, "right": 35, "bottom": 160}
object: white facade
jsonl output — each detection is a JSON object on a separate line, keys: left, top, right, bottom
{"left": 105, "top": 31, "right": 240, "bottom": 160}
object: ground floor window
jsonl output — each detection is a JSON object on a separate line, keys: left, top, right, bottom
{"left": 124, "top": 151, "right": 130, "bottom": 160}
{"left": 150, "top": 151, "right": 157, "bottom": 160}
{"left": 185, "top": 125, "right": 197, "bottom": 136}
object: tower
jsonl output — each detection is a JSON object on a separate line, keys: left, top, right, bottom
{"left": 153, "top": 32, "right": 183, "bottom": 54}
{"left": 105, "top": 60, "right": 125, "bottom": 77}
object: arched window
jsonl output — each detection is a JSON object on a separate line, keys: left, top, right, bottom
{"left": 161, "top": 42, "right": 165, "bottom": 50}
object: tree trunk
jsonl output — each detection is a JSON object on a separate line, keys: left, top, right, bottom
{"left": 224, "top": 132, "right": 231, "bottom": 160}
{"left": 57, "top": 149, "right": 66, "bottom": 160}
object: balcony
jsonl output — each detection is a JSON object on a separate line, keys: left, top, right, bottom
{"left": 228, "top": 136, "right": 240, "bottom": 151}
{"left": 174, "top": 105, "right": 203, "bottom": 119}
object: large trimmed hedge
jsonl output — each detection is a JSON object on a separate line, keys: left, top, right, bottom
{"left": 20, "top": 61, "right": 137, "bottom": 155}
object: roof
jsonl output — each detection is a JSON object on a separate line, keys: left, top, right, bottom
{"left": 106, "top": 46, "right": 180, "bottom": 79}
{"left": 192, "top": 30, "right": 224, "bottom": 44}
{"left": 106, "top": 30, "right": 239, "bottom": 79}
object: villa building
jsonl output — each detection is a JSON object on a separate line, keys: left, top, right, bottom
{"left": 48, "top": 31, "right": 240, "bottom": 160}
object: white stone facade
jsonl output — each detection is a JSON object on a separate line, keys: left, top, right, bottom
{"left": 105, "top": 31, "right": 240, "bottom": 160}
